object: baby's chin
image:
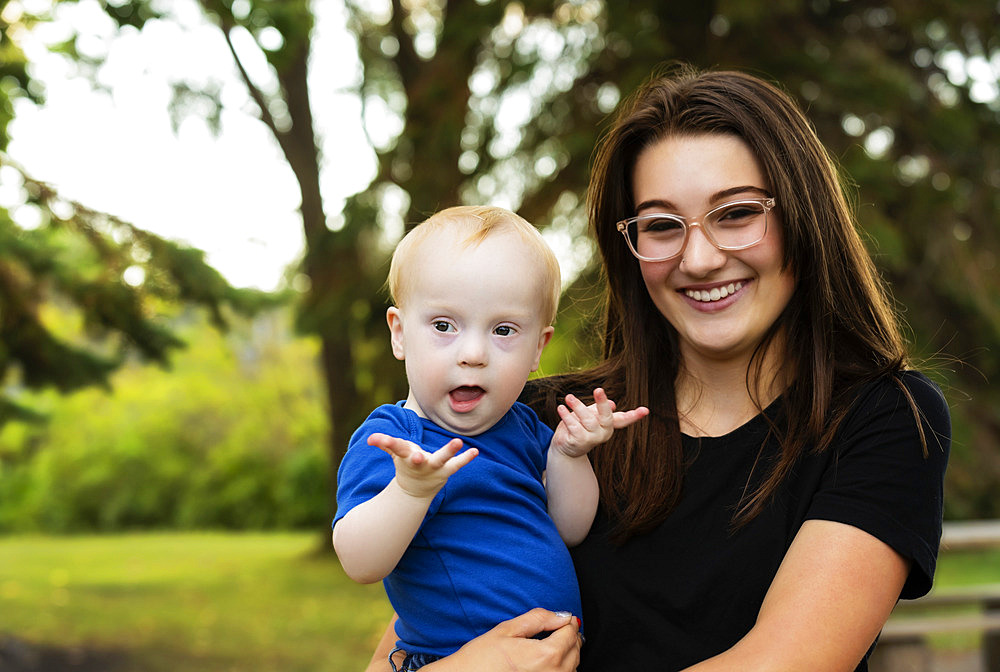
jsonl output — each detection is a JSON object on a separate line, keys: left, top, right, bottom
{"left": 432, "top": 408, "right": 503, "bottom": 438}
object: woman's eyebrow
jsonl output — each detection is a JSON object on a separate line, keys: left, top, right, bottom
{"left": 634, "top": 198, "right": 677, "bottom": 212}
{"left": 711, "top": 185, "right": 770, "bottom": 201}
{"left": 634, "top": 186, "right": 769, "bottom": 214}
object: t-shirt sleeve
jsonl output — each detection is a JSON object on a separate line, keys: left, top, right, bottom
{"left": 333, "top": 405, "right": 423, "bottom": 529}
{"left": 514, "top": 401, "right": 556, "bottom": 465}
{"left": 805, "top": 371, "right": 951, "bottom": 599}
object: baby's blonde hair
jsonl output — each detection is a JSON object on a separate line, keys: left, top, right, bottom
{"left": 387, "top": 205, "right": 562, "bottom": 324}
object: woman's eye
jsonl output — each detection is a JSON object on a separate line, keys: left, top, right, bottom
{"left": 714, "top": 204, "right": 764, "bottom": 224}
{"left": 720, "top": 207, "right": 754, "bottom": 220}
{"left": 494, "top": 325, "right": 514, "bottom": 336}
{"left": 642, "top": 216, "right": 683, "bottom": 233}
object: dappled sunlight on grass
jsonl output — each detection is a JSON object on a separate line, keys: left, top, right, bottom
{"left": 0, "top": 532, "right": 393, "bottom": 671}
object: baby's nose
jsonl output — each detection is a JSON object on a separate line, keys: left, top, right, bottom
{"left": 458, "top": 334, "right": 488, "bottom": 366}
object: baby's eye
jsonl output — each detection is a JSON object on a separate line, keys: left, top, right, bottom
{"left": 494, "top": 325, "right": 514, "bottom": 336}
{"left": 432, "top": 321, "right": 454, "bottom": 333}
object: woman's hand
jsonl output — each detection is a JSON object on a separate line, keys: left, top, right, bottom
{"left": 423, "top": 608, "right": 581, "bottom": 672}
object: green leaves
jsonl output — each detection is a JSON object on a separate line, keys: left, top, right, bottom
{"left": 0, "top": 159, "right": 271, "bottom": 420}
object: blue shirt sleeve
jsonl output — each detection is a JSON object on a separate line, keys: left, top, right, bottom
{"left": 334, "top": 404, "right": 422, "bottom": 528}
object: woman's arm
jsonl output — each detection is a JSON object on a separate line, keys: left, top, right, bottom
{"left": 365, "top": 610, "right": 582, "bottom": 672}
{"left": 684, "top": 518, "right": 909, "bottom": 672}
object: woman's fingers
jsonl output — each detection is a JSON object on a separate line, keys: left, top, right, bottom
{"left": 499, "top": 607, "right": 578, "bottom": 639}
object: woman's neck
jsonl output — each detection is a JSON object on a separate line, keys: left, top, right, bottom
{"left": 675, "top": 342, "right": 789, "bottom": 438}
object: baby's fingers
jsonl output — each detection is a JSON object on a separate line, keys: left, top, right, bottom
{"left": 563, "top": 392, "right": 609, "bottom": 431}
{"left": 556, "top": 400, "right": 583, "bottom": 431}
{"left": 445, "top": 445, "right": 479, "bottom": 475}
{"left": 591, "top": 388, "right": 616, "bottom": 424}
{"left": 611, "top": 406, "right": 650, "bottom": 429}
{"left": 368, "top": 432, "right": 416, "bottom": 459}
{"left": 428, "top": 438, "right": 478, "bottom": 474}
{"left": 368, "top": 432, "right": 432, "bottom": 466}
{"left": 427, "top": 438, "right": 464, "bottom": 466}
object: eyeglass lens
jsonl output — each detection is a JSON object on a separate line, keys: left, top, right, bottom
{"left": 627, "top": 201, "right": 768, "bottom": 260}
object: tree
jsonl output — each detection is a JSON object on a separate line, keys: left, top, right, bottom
{"left": 8, "top": 0, "right": 1000, "bottom": 517}
{"left": 0, "top": 6, "right": 266, "bottom": 424}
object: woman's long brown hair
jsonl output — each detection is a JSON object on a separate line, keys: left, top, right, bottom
{"left": 526, "top": 64, "right": 912, "bottom": 541}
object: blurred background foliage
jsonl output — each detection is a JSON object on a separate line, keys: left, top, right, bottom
{"left": 0, "top": 0, "right": 998, "bottom": 531}
{"left": 0, "top": 308, "right": 330, "bottom": 531}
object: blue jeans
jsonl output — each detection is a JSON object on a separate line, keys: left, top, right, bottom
{"left": 388, "top": 647, "right": 441, "bottom": 672}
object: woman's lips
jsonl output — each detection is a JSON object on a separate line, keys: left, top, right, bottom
{"left": 683, "top": 281, "right": 745, "bottom": 303}
{"left": 679, "top": 280, "right": 749, "bottom": 311}
{"left": 449, "top": 386, "right": 485, "bottom": 412}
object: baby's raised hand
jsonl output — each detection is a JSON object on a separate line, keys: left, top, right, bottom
{"left": 367, "top": 433, "right": 478, "bottom": 499}
{"left": 551, "top": 388, "right": 648, "bottom": 458}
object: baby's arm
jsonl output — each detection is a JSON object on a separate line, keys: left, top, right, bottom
{"left": 546, "top": 388, "right": 648, "bottom": 546}
{"left": 332, "top": 433, "right": 478, "bottom": 583}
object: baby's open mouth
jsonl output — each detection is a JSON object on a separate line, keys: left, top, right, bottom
{"left": 450, "top": 386, "right": 485, "bottom": 403}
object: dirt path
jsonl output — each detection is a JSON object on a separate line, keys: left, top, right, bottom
{"left": 0, "top": 636, "right": 128, "bottom": 672}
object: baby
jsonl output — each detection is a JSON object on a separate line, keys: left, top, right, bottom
{"left": 333, "top": 205, "right": 647, "bottom": 671}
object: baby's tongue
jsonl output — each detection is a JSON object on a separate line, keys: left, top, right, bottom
{"left": 450, "top": 386, "right": 484, "bottom": 402}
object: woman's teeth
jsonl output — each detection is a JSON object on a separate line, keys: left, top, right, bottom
{"left": 685, "top": 281, "right": 743, "bottom": 303}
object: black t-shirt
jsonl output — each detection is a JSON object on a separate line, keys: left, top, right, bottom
{"left": 565, "top": 371, "right": 950, "bottom": 671}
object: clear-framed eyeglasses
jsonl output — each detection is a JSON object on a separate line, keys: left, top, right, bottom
{"left": 616, "top": 197, "right": 776, "bottom": 262}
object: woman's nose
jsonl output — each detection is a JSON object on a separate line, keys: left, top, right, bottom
{"left": 679, "top": 225, "right": 727, "bottom": 276}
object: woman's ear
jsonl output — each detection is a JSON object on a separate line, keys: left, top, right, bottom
{"left": 386, "top": 307, "right": 405, "bottom": 360}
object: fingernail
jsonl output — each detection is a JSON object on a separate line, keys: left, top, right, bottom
{"left": 576, "top": 616, "right": 583, "bottom": 628}
{"left": 554, "top": 611, "right": 572, "bottom": 618}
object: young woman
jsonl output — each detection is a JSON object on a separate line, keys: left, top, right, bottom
{"left": 361, "top": 64, "right": 950, "bottom": 672}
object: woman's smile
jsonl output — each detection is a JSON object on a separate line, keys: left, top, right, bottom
{"left": 681, "top": 280, "right": 747, "bottom": 307}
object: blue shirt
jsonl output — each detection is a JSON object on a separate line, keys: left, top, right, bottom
{"left": 334, "top": 401, "right": 582, "bottom": 658}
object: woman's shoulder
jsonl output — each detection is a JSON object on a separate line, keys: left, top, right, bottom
{"left": 850, "top": 370, "right": 949, "bottom": 423}
{"left": 840, "top": 369, "right": 952, "bottom": 453}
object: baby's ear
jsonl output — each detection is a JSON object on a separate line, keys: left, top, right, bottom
{"left": 386, "top": 307, "right": 406, "bottom": 360}
{"left": 531, "top": 326, "right": 555, "bottom": 372}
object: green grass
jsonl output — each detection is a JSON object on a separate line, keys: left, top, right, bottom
{"left": 893, "top": 546, "right": 1000, "bottom": 653}
{"left": 936, "top": 547, "right": 1000, "bottom": 586}
{"left": 0, "top": 532, "right": 393, "bottom": 671}
{"left": 0, "top": 534, "right": 997, "bottom": 670}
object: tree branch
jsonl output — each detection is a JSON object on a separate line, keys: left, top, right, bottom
{"left": 200, "top": 0, "right": 290, "bottom": 156}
